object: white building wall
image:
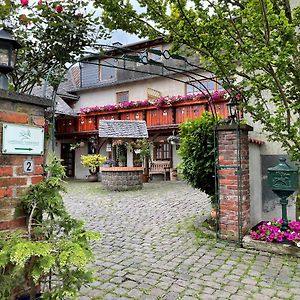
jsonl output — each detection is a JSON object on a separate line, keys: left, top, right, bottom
{"left": 75, "top": 145, "right": 90, "bottom": 179}
{"left": 172, "top": 145, "right": 181, "bottom": 168}
{"left": 74, "top": 72, "right": 212, "bottom": 112}
{"left": 249, "top": 144, "right": 262, "bottom": 226}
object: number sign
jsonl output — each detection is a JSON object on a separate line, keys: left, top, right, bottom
{"left": 23, "top": 160, "right": 34, "bottom": 173}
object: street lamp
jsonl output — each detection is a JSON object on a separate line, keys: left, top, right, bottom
{"left": 0, "top": 29, "right": 21, "bottom": 90}
{"left": 227, "top": 96, "right": 238, "bottom": 124}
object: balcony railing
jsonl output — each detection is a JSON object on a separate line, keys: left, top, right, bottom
{"left": 56, "top": 98, "right": 229, "bottom": 136}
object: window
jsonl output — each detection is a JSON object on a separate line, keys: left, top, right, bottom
{"left": 116, "top": 91, "right": 129, "bottom": 103}
{"left": 154, "top": 142, "right": 171, "bottom": 160}
{"left": 186, "top": 79, "right": 224, "bottom": 95}
{"left": 147, "top": 88, "right": 161, "bottom": 100}
{"left": 100, "top": 58, "right": 116, "bottom": 81}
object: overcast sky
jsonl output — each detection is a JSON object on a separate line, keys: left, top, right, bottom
{"left": 87, "top": 1, "right": 142, "bottom": 46}
{"left": 102, "top": 30, "right": 141, "bottom": 45}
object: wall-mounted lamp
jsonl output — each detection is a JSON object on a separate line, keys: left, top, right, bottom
{"left": 0, "top": 29, "right": 21, "bottom": 90}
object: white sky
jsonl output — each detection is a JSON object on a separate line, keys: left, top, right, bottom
{"left": 87, "top": 0, "right": 142, "bottom": 46}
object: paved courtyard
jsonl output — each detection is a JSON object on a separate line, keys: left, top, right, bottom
{"left": 64, "top": 181, "right": 300, "bottom": 300}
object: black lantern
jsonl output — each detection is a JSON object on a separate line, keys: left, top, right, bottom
{"left": 0, "top": 29, "right": 21, "bottom": 90}
{"left": 227, "top": 96, "right": 238, "bottom": 124}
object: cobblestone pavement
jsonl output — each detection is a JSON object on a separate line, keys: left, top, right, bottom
{"left": 64, "top": 181, "right": 300, "bottom": 300}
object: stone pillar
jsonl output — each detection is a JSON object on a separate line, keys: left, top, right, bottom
{"left": 0, "top": 90, "right": 51, "bottom": 231}
{"left": 217, "top": 124, "right": 253, "bottom": 241}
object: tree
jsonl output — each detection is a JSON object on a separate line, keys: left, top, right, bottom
{"left": 178, "top": 113, "right": 216, "bottom": 205}
{"left": 96, "top": 0, "right": 300, "bottom": 161}
{"left": 0, "top": 0, "right": 107, "bottom": 93}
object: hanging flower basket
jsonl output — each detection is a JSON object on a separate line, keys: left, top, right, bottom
{"left": 167, "top": 135, "right": 180, "bottom": 145}
{"left": 112, "top": 139, "right": 124, "bottom": 146}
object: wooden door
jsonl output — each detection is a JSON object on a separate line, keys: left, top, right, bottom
{"left": 61, "top": 144, "right": 75, "bottom": 178}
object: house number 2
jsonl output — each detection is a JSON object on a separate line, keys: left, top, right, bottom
{"left": 23, "top": 160, "right": 34, "bottom": 173}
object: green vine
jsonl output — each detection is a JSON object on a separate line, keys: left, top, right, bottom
{"left": 0, "top": 154, "right": 100, "bottom": 300}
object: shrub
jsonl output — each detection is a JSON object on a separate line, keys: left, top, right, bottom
{"left": 178, "top": 112, "right": 218, "bottom": 205}
{"left": 0, "top": 154, "right": 100, "bottom": 299}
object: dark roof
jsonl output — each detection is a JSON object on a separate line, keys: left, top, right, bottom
{"left": 70, "top": 63, "right": 200, "bottom": 94}
{"left": 59, "top": 66, "right": 80, "bottom": 95}
{"left": 83, "top": 37, "right": 165, "bottom": 62}
{"left": 31, "top": 66, "right": 81, "bottom": 116}
{"left": 31, "top": 85, "right": 76, "bottom": 116}
{"left": 99, "top": 120, "right": 148, "bottom": 138}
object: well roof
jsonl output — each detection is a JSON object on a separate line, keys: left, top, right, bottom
{"left": 99, "top": 120, "right": 148, "bottom": 139}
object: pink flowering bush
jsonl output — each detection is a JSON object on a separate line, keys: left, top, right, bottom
{"left": 250, "top": 219, "right": 300, "bottom": 247}
{"left": 79, "top": 91, "right": 227, "bottom": 114}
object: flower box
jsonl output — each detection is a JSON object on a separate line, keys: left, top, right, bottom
{"left": 243, "top": 235, "right": 300, "bottom": 257}
{"left": 243, "top": 219, "right": 300, "bottom": 257}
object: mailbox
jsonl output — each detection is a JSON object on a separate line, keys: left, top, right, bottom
{"left": 268, "top": 158, "right": 298, "bottom": 194}
{"left": 267, "top": 158, "right": 298, "bottom": 229}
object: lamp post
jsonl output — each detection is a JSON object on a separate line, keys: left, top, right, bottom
{"left": 0, "top": 29, "right": 21, "bottom": 90}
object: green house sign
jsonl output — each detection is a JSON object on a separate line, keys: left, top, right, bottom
{"left": 2, "top": 123, "right": 44, "bottom": 155}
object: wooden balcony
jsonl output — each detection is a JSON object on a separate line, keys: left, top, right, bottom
{"left": 56, "top": 98, "right": 229, "bottom": 137}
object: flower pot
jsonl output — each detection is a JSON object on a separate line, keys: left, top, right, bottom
{"left": 87, "top": 174, "right": 98, "bottom": 182}
{"left": 210, "top": 208, "right": 217, "bottom": 219}
{"left": 142, "top": 174, "right": 149, "bottom": 183}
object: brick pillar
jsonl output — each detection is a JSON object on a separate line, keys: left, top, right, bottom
{"left": 0, "top": 90, "right": 51, "bottom": 231}
{"left": 217, "top": 124, "right": 253, "bottom": 241}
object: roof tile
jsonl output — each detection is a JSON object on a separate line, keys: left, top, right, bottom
{"left": 99, "top": 120, "right": 148, "bottom": 138}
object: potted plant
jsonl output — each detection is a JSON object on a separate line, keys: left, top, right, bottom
{"left": 118, "top": 155, "right": 127, "bottom": 167}
{"left": 80, "top": 154, "right": 106, "bottom": 182}
{"left": 0, "top": 154, "right": 99, "bottom": 300}
{"left": 167, "top": 134, "right": 180, "bottom": 145}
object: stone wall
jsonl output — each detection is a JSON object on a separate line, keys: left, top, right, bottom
{"left": 101, "top": 167, "right": 143, "bottom": 191}
{"left": 217, "top": 124, "right": 252, "bottom": 241}
{"left": 0, "top": 90, "right": 51, "bottom": 231}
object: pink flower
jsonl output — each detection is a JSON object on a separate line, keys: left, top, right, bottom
{"left": 37, "top": 0, "right": 42, "bottom": 5}
{"left": 251, "top": 219, "right": 300, "bottom": 246}
{"left": 79, "top": 92, "right": 227, "bottom": 114}
{"left": 20, "top": 0, "right": 29, "bottom": 6}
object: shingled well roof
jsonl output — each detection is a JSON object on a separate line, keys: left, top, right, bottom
{"left": 99, "top": 120, "right": 148, "bottom": 139}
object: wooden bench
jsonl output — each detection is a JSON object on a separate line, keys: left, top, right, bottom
{"left": 149, "top": 161, "right": 171, "bottom": 181}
